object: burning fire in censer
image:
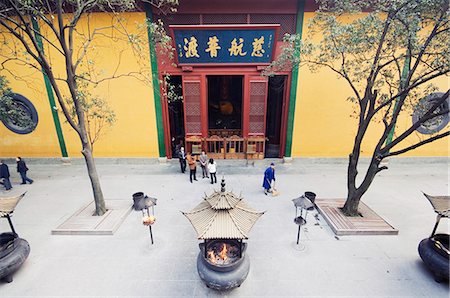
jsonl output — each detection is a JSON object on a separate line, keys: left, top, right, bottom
{"left": 182, "top": 179, "right": 264, "bottom": 291}
{"left": 206, "top": 242, "right": 239, "bottom": 265}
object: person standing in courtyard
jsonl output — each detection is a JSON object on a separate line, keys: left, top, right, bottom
{"left": 208, "top": 158, "right": 217, "bottom": 184}
{"left": 263, "top": 162, "right": 276, "bottom": 195}
{"left": 187, "top": 153, "right": 198, "bottom": 183}
{"left": 16, "top": 157, "right": 33, "bottom": 185}
{"left": 178, "top": 146, "right": 187, "bottom": 173}
{"left": 199, "top": 151, "right": 209, "bottom": 179}
{"left": 0, "top": 160, "right": 12, "bottom": 191}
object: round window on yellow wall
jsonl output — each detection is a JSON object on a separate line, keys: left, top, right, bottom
{"left": 412, "top": 92, "right": 449, "bottom": 135}
{"left": 1, "top": 93, "right": 39, "bottom": 134}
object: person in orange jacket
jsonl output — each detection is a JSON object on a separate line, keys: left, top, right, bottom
{"left": 187, "top": 153, "right": 198, "bottom": 183}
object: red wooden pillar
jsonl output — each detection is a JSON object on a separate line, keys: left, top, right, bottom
{"left": 279, "top": 74, "right": 292, "bottom": 157}
{"left": 200, "top": 74, "right": 208, "bottom": 138}
{"left": 242, "top": 75, "right": 250, "bottom": 137}
{"left": 159, "top": 74, "right": 172, "bottom": 158}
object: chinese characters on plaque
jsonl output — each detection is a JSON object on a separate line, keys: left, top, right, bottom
{"left": 171, "top": 26, "right": 279, "bottom": 64}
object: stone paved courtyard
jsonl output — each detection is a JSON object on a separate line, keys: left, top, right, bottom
{"left": 0, "top": 158, "right": 448, "bottom": 297}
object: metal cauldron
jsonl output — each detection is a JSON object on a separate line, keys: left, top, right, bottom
{"left": 132, "top": 192, "right": 145, "bottom": 211}
{"left": 304, "top": 191, "right": 316, "bottom": 204}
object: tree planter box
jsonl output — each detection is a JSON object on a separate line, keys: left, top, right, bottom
{"left": 52, "top": 200, "right": 132, "bottom": 235}
{"left": 315, "top": 199, "right": 398, "bottom": 236}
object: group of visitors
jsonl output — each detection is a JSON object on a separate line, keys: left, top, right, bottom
{"left": 0, "top": 157, "right": 34, "bottom": 191}
{"left": 178, "top": 147, "right": 217, "bottom": 184}
{"left": 4, "top": 150, "right": 275, "bottom": 195}
{"left": 176, "top": 146, "right": 276, "bottom": 195}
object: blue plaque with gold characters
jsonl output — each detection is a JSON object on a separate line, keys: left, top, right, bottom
{"left": 170, "top": 25, "right": 280, "bottom": 65}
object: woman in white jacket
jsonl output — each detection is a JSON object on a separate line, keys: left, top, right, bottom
{"left": 207, "top": 158, "right": 217, "bottom": 184}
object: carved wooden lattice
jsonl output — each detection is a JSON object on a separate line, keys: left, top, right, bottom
{"left": 248, "top": 80, "right": 267, "bottom": 135}
{"left": 184, "top": 80, "right": 202, "bottom": 135}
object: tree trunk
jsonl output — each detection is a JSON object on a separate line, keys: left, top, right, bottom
{"left": 343, "top": 161, "right": 380, "bottom": 216}
{"left": 343, "top": 186, "right": 363, "bottom": 216}
{"left": 345, "top": 120, "right": 365, "bottom": 216}
{"left": 344, "top": 93, "right": 376, "bottom": 216}
{"left": 343, "top": 197, "right": 358, "bottom": 216}
{"left": 344, "top": 152, "right": 359, "bottom": 216}
{"left": 81, "top": 145, "right": 106, "bottom": 216}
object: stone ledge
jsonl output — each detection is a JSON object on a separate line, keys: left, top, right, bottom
{"left": 158, "top": 157, "right": 168, "bottom": 164}
{"left": 52, "top": 199, "right": 132, "bottom": 235}
{"left": 315, "top": 199, "right": 399, "bottom": 236}
{"left": 283, "top": 156, "right": 293, "bottom": 164}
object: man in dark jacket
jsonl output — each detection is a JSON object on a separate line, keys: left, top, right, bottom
{"left": 0, "top": 160, "right": 12, "bottom": 190}
{"left": 178, "top": 146, "right": 187, "bottom": 173}
{"left": 16, "top": 157, "right": 33, "bottom": 184}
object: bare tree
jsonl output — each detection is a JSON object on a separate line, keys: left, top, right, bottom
{"left": 0, "top": 0, "right": 178, "bottom": 215}
{"left": 266, "top": 0, "right": 449, "bottom": 216}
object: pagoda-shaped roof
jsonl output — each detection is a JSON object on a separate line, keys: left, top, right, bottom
{"left": 182, "top": 179, "right": 264, "bottom": 240}
{"left": 0, "top": 192, "right": 26, "bottom": 217}
{"left": 423, "top": 193, "right": 450, "bottom": 216}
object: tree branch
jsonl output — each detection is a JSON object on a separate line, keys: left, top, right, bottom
{"left": 386, "top": 131, "right": 450, "bottom": 157}
{"left": 376, "top": 166, "right": 388, "bottom": 173}
{"left": 372, "top": 68, "right": 450, "bottom": 116}
{"left": 0, "top": 13, "right": 64, "bottom": 56}
{"left": 0, "top": 15, "right": 79, "bottom": 134}
{"left": 382, "top": 89, "right": 450, "bottom": 153}
{"left": 0, "top": 19, "right": 42, "bottom": 69}
{"left": 367, "top": 11, "right": 394, "bottom": 84}
{"left": 401, "top": 10, "right": 446, "bottom": 94}
{"left": 0, "top": 57, "right": 41, "bottom": 73}
{"left": 303, "top": 58, "right": 362, "bottom": 101}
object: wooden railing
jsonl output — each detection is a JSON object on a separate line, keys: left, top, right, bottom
{"left": 246, "top": 137, "right": 265, "bottom": 160}
{"left": 205, "top": 135, "right": 225, "bottom": 159}
{"left": 225, "top": 135, "right": 245, "bottom": 159}
{"left": 208, "top": 129, "right": 242, "bottom": 138}
{"left": 185, "top": 135, "right": 265, "bottom": 160}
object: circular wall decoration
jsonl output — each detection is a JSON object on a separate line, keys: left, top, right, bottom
{"left": 412, "top": 92, "right": 449, "bottom": 135}
{"left": 1, "top": 93, "right": 39, "bottom": 134}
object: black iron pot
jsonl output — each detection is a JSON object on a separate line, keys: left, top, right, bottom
{"left": 132, "top": 192, "right": 145, "bottom": 211}
{"left": 418, "top": 234, "right": 449, "bottom": 282}
{"left": 197, "top": 241, "right": 250, "bottom": 290}
{"left": 304, "top": 191, "right": 316, "bottom": 204}
{"left": 0, "top": 232, "right": 30, "bottom": 283}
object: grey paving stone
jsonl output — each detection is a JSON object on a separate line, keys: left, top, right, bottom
{"left": 0, "top": 158, "right": 448, "bottom": 297}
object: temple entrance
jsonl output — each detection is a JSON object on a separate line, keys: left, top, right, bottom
{"left": 179, "top": 73, "right": 281, "bottom": 160}
{"left": 207, "top": 75, "right": 243, "bottom": 137}
{"left": 265, "top": 75, "right": 287, "bottom": 158}
{"left": 159, "top": 24, "right": 291, "bottom": 160}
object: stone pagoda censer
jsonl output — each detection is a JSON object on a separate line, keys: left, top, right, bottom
{"left": 182, "top": 179, "right": 264, "bottom": 290}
